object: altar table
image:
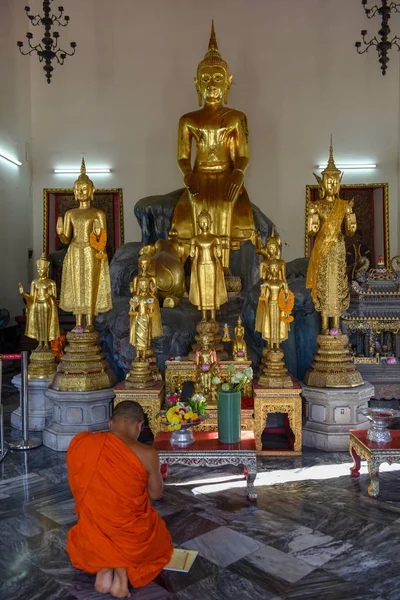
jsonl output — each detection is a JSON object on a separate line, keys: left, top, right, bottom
{"left": 153, "top": 430, "right": 258, "bottom": 501}
{"left": 349, "top": 429, "right": 400, "bottom": 497}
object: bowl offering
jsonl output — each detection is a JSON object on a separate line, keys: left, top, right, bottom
{"left": 358, "top": 407, "right": 400, "bottom": 443}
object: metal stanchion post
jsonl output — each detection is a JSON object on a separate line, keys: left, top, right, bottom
{"left": 8, "top": 351, "right": 42, "bottom": 450}
{"left": 0, "top": 359, "right": 7, "bottom": 462}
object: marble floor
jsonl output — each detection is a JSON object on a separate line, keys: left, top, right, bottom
{"left": 1, "top": 383, "right": 400, "bottom": 599}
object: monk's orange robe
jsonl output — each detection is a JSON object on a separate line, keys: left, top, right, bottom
{"left": 66, "top": 431, "right": 173, "bottom": 588}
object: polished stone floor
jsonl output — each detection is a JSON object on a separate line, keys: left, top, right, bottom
{"left": 1, "top": 382, "right": 400, "bottom": 599}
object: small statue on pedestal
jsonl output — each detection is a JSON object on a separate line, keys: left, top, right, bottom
{"left": 193, "top": 335, "right": 219, "bottom": 405}
{"left": 19, "top": 254, "right": 60, "bottom": 378}
{"left": 222, "top": 323, "right": 231, "bottom": 342}
{"left": 233, "top": 316, "right": 248, "bottom": 361}
{"left": 128, "top": 276, "right": 162, "bottom": 388}
{"left": 255, "top": 245, "right": 294, "bottom": 387}
{"left": 51, "top": 159, "right": 115, "bottom": 392}
{"left": 189, "top": 210, "right": 228, "bottom": 357}
{"left": 304, "top": 138, "right": 363, "bottom": 388}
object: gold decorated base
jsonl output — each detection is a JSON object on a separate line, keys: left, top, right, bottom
{"left": 304, "top": 333, "right": 364, "bottom": 388}
{"left": 49, "top": 331, "right": 116, "bottom": 392}
{"left": 144, "top": 347, "right": 162, "bottom": 381}
{"left": 225, "top": 275, "right": 242, "bottom": 297}
{"left": 126, "top": 360, "right": 156, "bottom": 389}
{"left": 258, "top": 348, "right": 293, "bottom": 389}
{"left": 28, "top": 348, "right": 57, "bottom": 379}
{"left": 189, "top": 319, "right": 228, "bottom": 360}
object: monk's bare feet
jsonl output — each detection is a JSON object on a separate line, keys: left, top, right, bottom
{"left": 110, "top": 567, "right": 130, "bottom": 598}
{"left": 94, "top": 568, "right": 113, "bottom": 594}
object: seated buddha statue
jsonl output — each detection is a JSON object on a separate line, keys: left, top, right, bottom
{"left": 170, "top": 21, "right": 255, "bottom": 270}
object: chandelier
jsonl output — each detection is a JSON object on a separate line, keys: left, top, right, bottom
{"left": 17, "top": 1, "right": 76, "bottom": 84}
{"left": 355, "top": 1, "right": 400, "bottom": 75}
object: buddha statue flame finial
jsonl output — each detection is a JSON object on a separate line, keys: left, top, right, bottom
{"left": 322, "top": 135, "right": 341, "bottom": 178}
{"left": 197, "top": 20, "right": 231, "bottom": 79}
{"left": 74, "top": 157, "right": 94, "bottom": 188}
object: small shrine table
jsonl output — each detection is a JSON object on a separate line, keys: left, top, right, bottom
{"left": 153, "top": 430, "right": 258, "bottom": 501}
{"left": 349, "top": 429, "right": 400, "bottom": 497}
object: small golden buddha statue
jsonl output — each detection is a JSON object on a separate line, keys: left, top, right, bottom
{"left": 56, "top": 158, "right": 112, "bottom": 332}
{"left": 19, "top": 255, "right": 60, "bottom": 378}
{"left": 128, "top": 276, "right": 163, "bottom": 388}
{"left": 222, "top": 323, "right": 231, "bottom": 342}
{"left": 304, "top": 139, "right": 363, "bottom": 388}
{"left": 171, "top": 21, "right": 254, "bottom": 269}
{"left": 193, "top": 334, "right": 218, "bottom": 404}
{"left": 233, "top": 316, "right": 248, "bottom": 361}
{"left": 189, "top": 209, "right": 228, "bottom": 321}
{"left": 306, "top": 139, "right": 356, "bottom": 333}
{"left": 256, "top": 227, "right": 284, "bottom": 283}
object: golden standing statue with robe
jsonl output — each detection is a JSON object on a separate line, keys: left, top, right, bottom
{"left": 171, "top": 21, "right": 254, "bottom": 269}
{"left": 56, "top": 159, "right": 112, "bottom": 332}
{"left": 19, "top": 254, "right": 60, "bottom": 378}
{"left": 189, "top": 210, "right": 228, "bottom": 321}
{"left": 304, "top": 140, "right": 363, "bottom": 388}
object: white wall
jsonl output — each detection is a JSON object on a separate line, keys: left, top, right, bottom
{"left": 0, "top": 1, "right": 32, "bottom": 322}
{"left": 22, "top": 0, "right": 400, "bottom": 264}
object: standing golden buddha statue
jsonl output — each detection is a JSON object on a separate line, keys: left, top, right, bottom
{"left": 171, "top": 21, "right": 254, "bottom": 270}
{"left": 50, "top": 159, "right": 115, "bottom": 392}
{"left": 255, "top": 231, "right": 294, "bottom": 388}
{"left": 304, "top": 139, "right": 363, "bottom": 388}
{"left": 128, "top": 276, "right": 163, "bottom": 389}
{"left": 193, "top": 334, "right": 218, "bottom": 405}
{"left": 19, "top": 254, "right": 60, "bottom": 378}
{"left": 56, "top": 158, "right": 112, "bottom": 331}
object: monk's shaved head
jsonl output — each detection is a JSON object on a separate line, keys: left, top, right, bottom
{"left": 112, "top": 401, "right": 144, "bottom": 423}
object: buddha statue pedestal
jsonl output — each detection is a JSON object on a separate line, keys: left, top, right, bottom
{"left": 42, "top": 331, "right": 117, "bottom": 451}
{"left": 304, "top": 333, "right": 363, "bottom": 388}
{"left": 113, "top": 380, "right": 165, "bottom": 437}
{"left": 258, "top": 348, "right": 293, "bottom": 389}
{"left": 125, "top": 360, "right": 155, "bottom": 389}
{"left": 188, "top": 320, "right": 228, "bottom": 360}
{"left": 11, "top": 374, "right": 53, "bottom": 431}
{"left": 28, "top": 348, "right": 57, "bottom": 379}
{"left": 302, "top": 381, "right": 374, "bottom": 451}
{"left": 253, "top": 380, "right": 303, "bottom": 454}
{"left": 42, "top": 387, "right": 115, "bottom": 451}
{"left": 49, "top": 331, "right": 116, "bottom": 392}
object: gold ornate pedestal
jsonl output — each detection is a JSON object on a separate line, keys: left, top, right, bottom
{"left": 188, "top": 320, "right": 228, "bottom": 360}
{"left": 304, "top": 333, "right": 364, "bottom": 388}
{"left": 126, "top": 360, "right": 155, "bottom": 389}
{"left": 50, "top": 331, "right": 116, "bottom": 392}
{"left": 113, "top": 380, "right": 164, "bottom": 436}
{"left": 253, "top": 380, "right": 303, "bottom": 454}
{"left": 28, "top": 349, "right": 57, "bottom": 379}
{"left": 165, "top": 358, "right": 253, "bottom": 396}
{"left": 258, "top": 348, "right": 292, "bottom": 388}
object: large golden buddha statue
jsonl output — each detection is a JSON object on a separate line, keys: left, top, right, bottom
{"left": 171, "top": 21, "right": 254, "bottom": 269}
{"left": 56, "top": 159, "right": 112, "bottom": 332}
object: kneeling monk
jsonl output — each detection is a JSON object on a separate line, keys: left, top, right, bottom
{"left": 66, "top": 401, "right": 173, "bottom": 598}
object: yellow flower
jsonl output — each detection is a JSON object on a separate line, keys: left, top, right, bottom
{"left": 191, "top": 413, "right": 198, "bottom": 420}
{"left": 173, "top": 424, "right": 181, "bottom": 430}
{"left": 184, "top": 411, "right": 194, "bottom": 420}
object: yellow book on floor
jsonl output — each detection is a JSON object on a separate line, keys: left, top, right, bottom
{"left": 163, "top": 548, "right": 198, "bottom": 573}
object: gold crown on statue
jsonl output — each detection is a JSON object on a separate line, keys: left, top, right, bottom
{"left": 36, "top": 252, "right": 49, "bottom": 270}
{"left": 197, "top": 21, "right": 231, "bottom": 75}
{"left": 266, "top": 225, "right": 281, "bottom": 249}
{"left": 74, "top": 158, "right": 94, "bottom": 187}
{"left": 321, "top": 136, "right": 341, "bottom": 178}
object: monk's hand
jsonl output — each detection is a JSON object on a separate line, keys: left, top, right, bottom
{"left": 184, "top": 172, "right": 199, "bottom": 196}
{"left": 225, "top": 169, "right": 244, "bottom": 202}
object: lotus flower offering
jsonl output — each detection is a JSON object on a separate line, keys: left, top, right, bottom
{"left": 358, "top": 407, "right": 400, "bottom": 443}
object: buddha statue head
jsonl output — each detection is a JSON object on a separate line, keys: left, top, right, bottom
{"left": 314, "top": 137, "right": 343, "bottom": 200}
{"left": 36, "top": 253, "right": 50, "bottom": 278}
{"left": 137, "top": 276, "right": 150, "bottom": 295}
{"left": 195, "top": 21, "right": 233, "bottom": 106}
{"left": 73, "top": 158, "right": 95, "bottom": 203}
{"left": 197, "top": 209, "right": 212, "bottom": 233}
{"left": 138, "top": 254, "right": 151, "bottom": 275}
{"left": 265, "top": 226, "right": 281, "bottom": 259}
